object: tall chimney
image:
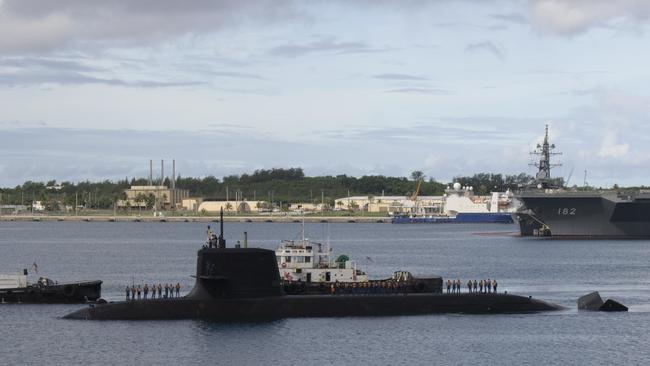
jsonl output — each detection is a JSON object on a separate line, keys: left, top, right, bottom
{"left": 149, "top": 160, "right": 153, "bottom": 186}
{"left": 161, "top": 159, "right": 164, "bottom": 186}
{"left": 172, "top": 159, "right": 176, "bottom": 189}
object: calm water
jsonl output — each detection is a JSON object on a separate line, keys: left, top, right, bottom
{"left": 1, "top": 221, "right": 650, "bottom": 365}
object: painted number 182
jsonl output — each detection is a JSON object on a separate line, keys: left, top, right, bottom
{"left": 557, "top": 208, "right": 576, "bottom": 215}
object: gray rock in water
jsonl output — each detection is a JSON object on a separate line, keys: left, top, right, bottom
{"left": 577, "top": 291, "right": 604, "bottom": 310}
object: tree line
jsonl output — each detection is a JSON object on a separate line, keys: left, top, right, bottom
{"left": 0, "top": 168, "right": 552, "bottom": 210}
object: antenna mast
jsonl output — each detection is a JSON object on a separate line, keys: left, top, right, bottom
{"left": 530, "top": 124, "right": 562, "bottom": 188}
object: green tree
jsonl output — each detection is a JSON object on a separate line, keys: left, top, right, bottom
{"left": 410, "top": 170, "right": 424, "bottom": 181}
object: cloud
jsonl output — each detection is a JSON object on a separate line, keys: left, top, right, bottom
{"left": 0, "top": 57, "right": 100, "bottom": 72}
{"left": 0, "top": 0, "right": 298, "bottom": 55}
{"left": 465, "top": 40, "right": 505, "bottom": 61}
{"left": 529, "top": 0, "right": 650, "bottom": 35}
{"left": 268, "top": 38, "right": 389, "bottom": 58}
{"left": 319, "top": 118, "right": 535, "bottom": 144}
{"left": 490, "top": 12, "right": 528, "bottom": 24}
{"left": 205, "top": 71, "right": 265, "bottom": 80}
{"left": 598, "top": 131, "right": 629, "bottom": 158}
{"left": 386, "top": 88, "right": 452, "bottom": 95}
{"left": 0, "top": 70, "right": 204, "bottom": 88}
{"left": 0, "top": 120, "right": 47, "bottom": 127}
{"left": 373, "top": 73, "right": 428, "bottom": 81}
{"left": 0, "top": 56, "right": 205, "bottom": 87}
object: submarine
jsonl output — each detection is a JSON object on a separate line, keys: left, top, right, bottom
{"left": 64, "top": 211, "right": 561, "bottom": 320}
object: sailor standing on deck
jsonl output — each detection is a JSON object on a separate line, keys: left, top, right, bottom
{"left": 207, "top": 225, "right": 214, "bottom": 244}
{"left": 473, "top": 280, "right": 478, "bottom": 293}
{"left": 487, "top": 279, "right": 492, "bottom": 294}
{"left": 493, "top": 279, "right": 498, "bottom": 293}
{"left": 446, "top": 279, "right": 451, "bottom": 293}
{"left": 143, "top": 284, "right": 149, "bottom": 300}
{"left": 467, "top": 280, "right": 472, "bottom": 293}
{"left": 125, "top": 286, "right": 130, "bottom": 301}
{"left": 479, "top": 280, "right": 484, "bottom": 294}
{"left": 176, "top": 283, "right": 181, "bottom": 297}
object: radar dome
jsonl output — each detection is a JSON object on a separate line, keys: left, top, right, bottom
{"left": 453, "top": 182, "right": 461, "bottom": 190}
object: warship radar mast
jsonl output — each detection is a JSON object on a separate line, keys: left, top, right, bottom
{"left": 530, "top": 124, "right": 562, "bottom": 189}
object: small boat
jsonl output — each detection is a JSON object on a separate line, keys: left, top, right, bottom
{"left": 276, "top": 221, "right": 367, "bottom": 284}
{"left": 0, "top": 270, "right": 102, "bottom": 304}
{"left": 276, "top": 222, "right": 443, "bottom": 295}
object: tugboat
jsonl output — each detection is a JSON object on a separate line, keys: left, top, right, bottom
{"left": 276, "top": 223, "right": 442, "bottom": 295}
{"left": 0, "top": 269, "right": 102, "bottom": 304}
{"left": 64, "top": 209, "right": 562, "bottom": 320}
{"left": 276, "top": 223, "right": 368, "bottom": 284}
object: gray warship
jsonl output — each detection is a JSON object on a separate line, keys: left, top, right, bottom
{"left": 515, "top": 126, "right": 650, "bottom": 238}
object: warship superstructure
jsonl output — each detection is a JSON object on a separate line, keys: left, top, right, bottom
{"left": 515, "top": 126, "right": 650, "bottom": 238}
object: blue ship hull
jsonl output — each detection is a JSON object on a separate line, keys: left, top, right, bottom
{"left": 391, "top": 213, "right": 514, "bottom": 224}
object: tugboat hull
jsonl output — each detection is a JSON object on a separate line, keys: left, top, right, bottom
{"left": 1, "top": 280, "right": 102, "bottom": 304}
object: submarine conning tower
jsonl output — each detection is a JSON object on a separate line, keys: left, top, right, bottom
{"left": 187, "top": 247, "right": 283, "bottom": 300}
{"left": 186, "top": 208, "right": 283, "bottom": 300}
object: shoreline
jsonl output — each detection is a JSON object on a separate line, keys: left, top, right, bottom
{"left": 0, "top": 215, "right": 391, "bottom": 224}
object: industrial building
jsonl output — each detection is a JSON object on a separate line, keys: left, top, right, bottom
{"left": 119, "top": 185, "right": 190, "bottom": 210}
{"left": 333, "top": 196, "right": 444, "bottom": 214}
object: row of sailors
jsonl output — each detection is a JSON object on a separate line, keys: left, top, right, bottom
{"left": 446, "top": 279, "right": 498, "bottom": 294}
{"left": 330, "top": 281, "right": 406, "bottom": 295}
{"left": 125, "top": 283, "right": 181, "bottom": 301}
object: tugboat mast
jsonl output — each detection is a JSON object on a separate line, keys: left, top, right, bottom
{"left": 530, "top": 124, "right": 562, "bottom": 188}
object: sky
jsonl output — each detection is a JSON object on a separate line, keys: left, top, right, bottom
{"left": 1, "top": 0, "right": 650, "bottom": 187}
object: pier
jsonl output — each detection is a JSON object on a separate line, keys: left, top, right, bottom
{"left": 0, "top": 215, "right": 391, "bottom": 224}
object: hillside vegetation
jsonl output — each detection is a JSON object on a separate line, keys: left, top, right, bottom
{"left": 0, "top": 168, "right": 539, "bottom": 210}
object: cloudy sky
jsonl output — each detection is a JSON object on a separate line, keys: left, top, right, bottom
{"left": 1, "top": 0, "right": 650, "bottom": 187}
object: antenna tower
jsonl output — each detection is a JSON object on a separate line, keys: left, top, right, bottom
{"left": 530, "top": 124, "right": 562, "bottom": 188}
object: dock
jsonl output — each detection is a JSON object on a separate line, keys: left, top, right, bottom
{"left": 0, "top": 215, "right": 391, "bottom": 224}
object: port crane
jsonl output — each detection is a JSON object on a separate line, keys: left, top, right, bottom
{"left": 410, "top": 177, "right": 424, "bottom": 214}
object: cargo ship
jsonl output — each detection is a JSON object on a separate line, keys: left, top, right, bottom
{"left": 391, "top": 183, "right": 516, "bottom": 224}
{"left": 514, "top": 125, "right": 650, "bottom": 238}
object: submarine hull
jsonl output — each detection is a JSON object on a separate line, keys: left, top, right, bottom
{"left": 64, "top": 293, "right": 561, "bottom": 320}
{"left": 64, "top": 244, "right": 561, "bottom": 320}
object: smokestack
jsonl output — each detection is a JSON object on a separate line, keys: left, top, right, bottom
{"left": 161, "top": 159, "right": 164, "bottom": 186}
{"left": 172, "top": 159, "right": 176, "bottom": 189}
{"left": 149, "top": 160, "right": 153, "bottom": 186}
